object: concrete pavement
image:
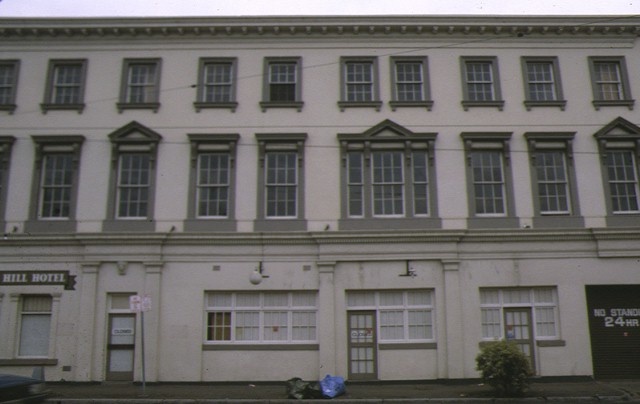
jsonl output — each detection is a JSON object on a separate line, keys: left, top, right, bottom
{"left": 44, "top": 378, "right": 640, "bottom": 403}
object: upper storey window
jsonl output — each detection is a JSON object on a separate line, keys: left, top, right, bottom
{"left": 588, "top": 57, "right": 634, "bottom": 110}
{"left": 261, "top": 57, "right": 303, "bottom": 111}
{"left": 390, "top": 57, "right": 433, "bottom": 111}
{"left": 184, "top": 134, "right": 239, "bottom": 232}
{"left": 338, "top": 120, "right": 440, "bottom": 231}
{"left": 118, "top": 59, "right": 161, "bottom": 112}
{"left": 460, "top": 57, "right": 504, "bottom": 111}
{"left": 339, "top": 57, "right": 382, "bottom": 111}
{"left": 462, "top": 133, "right": 518, "bottom": 229}
{"left": 0, "top": 60, "right": 19, "bottom": 113}
{"left": 0, "top": 137, "right": 15, "bottom": 226}
{"left": 255, "top": 133, "right": 307, "bottom": 232}
{"left": 594, "top": 117, "right": 640, "bottom": 227}
{"left": 41, "top": 59, "right": 87, "bottom": 113}
{"left": 194, "top": 58, "right": 238, "bottom": 112}
{"left": 103, "top": 121, "right": 162, "bottom": 232}
{"left": 26, "top": 136, "right": 84, "bottom": 233}
{"left": 521, "top": 57, "right": 566, "bottom": 110}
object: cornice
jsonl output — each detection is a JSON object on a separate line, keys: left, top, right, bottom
{"left": 0, "top": 15, "right": 639, "bottom": 39}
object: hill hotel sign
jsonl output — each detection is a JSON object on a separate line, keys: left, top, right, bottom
{"left": 0, "top": 271, "right": 76, "bottom": 290}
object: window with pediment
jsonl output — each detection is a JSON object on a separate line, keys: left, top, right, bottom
{"left": 103, "top": 121, "right": 162, "bottom": 232}
{"left": 338, "top": 120, "right": 440, "bottom": 230}
{"left": 594, "top": 117, "right": 640, "bottom": 227}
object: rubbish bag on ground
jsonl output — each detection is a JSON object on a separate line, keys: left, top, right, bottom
{"left": 286, "top": 377, "right": 324, "bottom": 399}
{"left": 319, "top": 374, "right": 346, "bottom": 398}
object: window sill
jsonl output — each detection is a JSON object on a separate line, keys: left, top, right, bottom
{"left": 390, "top": 101, "right": 434, "bottom": 111}
{"left": 338, "top": 101, "right": 383, "bottom": 112}
{"left": 467, "top": 217, "right": 519, "bottom": 229}
{"left": 117, "top": 102, "right": 160, "bottom": 113}
{"left": 592, "top": 99, "right": 634, "bottom": 110}
{"left": 379, "top": 342, "right": 437, "bottom": 350}
{"left": 260, "top": 101, "right": 304, "bottom": 112}
{"left": 194, "top": 101, "right": 238, "bottom": 113}
{"left": 24, "top": 220, "right": 77, "bottom": 233}
{"left": 183, "top": 219, "right": 237, "bottom": 232}
{"left": 40, "top": 103, "right": 85, "bottom": 114}
{"left": 524, "top": 100, "right": 567, "bottom": 111}
{"left": 462, "top": 100, "right": 505, "bottom": 111}
{"left": 339, "top": 217, "right": 442, "bottom": 231}
{"left": 0, "top": 358, "right": 58, "bottom": 366}
{"left": 102, "top": 219, "right": 155, "bottom": 232}
{"left": 203, "top": 344, "right": 318, "bottom": 351}
{"left": 532, "top": 215, "right": 584, "bottom": 229}
{"left": 254, "top": 219, "right": 307, "bottom": 232}
{"left": 0, "top": 104, "right": 17, "bottom": 114}
{"left": 605, "top": 214, "right": 640, "bottom": 227}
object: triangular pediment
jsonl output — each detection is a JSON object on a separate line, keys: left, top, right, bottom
{"left": 338, "top": 119, "right": 437, "bottom": 142}
{"left": 594, "top": 117, "right": 640, "bottom": 139}
{"left": 108, "top": 121, "right": 163, "bottom": 143}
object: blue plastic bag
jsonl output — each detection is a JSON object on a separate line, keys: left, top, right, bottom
{"left": 319, "top": 374, "right": 346, "bottom": 398}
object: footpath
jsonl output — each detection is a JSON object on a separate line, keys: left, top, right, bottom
{"left": 45, "top": 378, "right": 640, "bottom": 403}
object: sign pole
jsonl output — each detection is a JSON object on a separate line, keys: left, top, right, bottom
{"left": 140, "top": 309, "right": 146, "bottom": 397}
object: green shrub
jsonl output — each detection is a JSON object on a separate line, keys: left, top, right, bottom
{"left": 475, "top": 340, "right": 533, "bottom": 397}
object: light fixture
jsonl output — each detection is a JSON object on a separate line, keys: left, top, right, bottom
{"left": 249, "top": 261, "right": 269, "bottom": 285}
{"left": 399, "top": 260, "right": 416, "bottom": 278}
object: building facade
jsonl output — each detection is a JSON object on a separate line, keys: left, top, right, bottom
{"left": 0, "top": 15, "right": 639, "bottom": 382}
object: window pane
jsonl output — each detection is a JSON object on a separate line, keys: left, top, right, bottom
{"left": 606, "top": 150, "right": 640, "bottom": 213}
{"left": 263, "top": 311, "right": 288, "bottom": 341}
{"left": 471, "top": 151, "right": 505, "bottom": 215}
{"left": 595, "top": 62, "right": 622, "bottom": 100}
{"left": 203, "top": 63, "right": 232, "bottom": 102}
{"left": 527, "top": 62, "right": 556, "bottom": 101}
{"left": 0, "top": 63, "right": 16, "bottom": 105}
{"left": 117, "top": 154, "right": 150, "bottom": 218}
{"left": 535, "top": 307, "right": 557, "bottom": 337}
{"left": 269, "top": 62, "right": 297, "bottom": 102}
{"left": 207, "top": 312, "right": 231, "bottom": 341}
{"left": 466, "top": 62, "right": 494, "bottom": 101}
{"left": 372, "top": 151, "right": 404, "bottom": 216}
{"left": 347, "top": 291, "right": 375, "bottom": 307}
{"left": 345, "top": 62, "right": 373, "bottom": 102}
{"left": 40, "top": 154, "right": 74, "bottom": 218}
{"left": 19, "top": 296, "right": 52, "bottom": 357}
{"left": 535, "top": 151, "right": 569, "bottom": 214}
{"left": 380, "top": 310, "right": 404, "bottom": 340}
{"left": 197, "top": 153, "right": 230, "bottom": 217}
{"left": 235, "top": 311, "right": 259, "bottom": 341}
{"left": 412, "top": 151, "right": 429, "bottom": 215}
{"left": 395, "top": 62, "right": 423, "bottom": 101}
{"left": 126, "top": 63, "right": 157, "bottom": 103}
{"left": 347, "top": 152, "right": 364, "bottom": 217}
{"left": 265, "top": 152, "right": 297, "bottom": 217}
{"left": 481, "top": 308, "right": 501, "bottom": 338}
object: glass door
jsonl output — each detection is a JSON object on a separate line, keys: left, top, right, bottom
{"left": 106, "top": 313, "right": 136, "bottom": 381}
{"left": 347, "top": 311, "right": 377, "bottom": 380}
{"left": 504, "top": 308, "right": 535, "bottom": 372}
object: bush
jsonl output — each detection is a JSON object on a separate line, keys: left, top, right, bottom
{"left": 475, "top": 340, "right": 533, "bottom": 397}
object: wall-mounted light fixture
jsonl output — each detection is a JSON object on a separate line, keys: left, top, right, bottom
{"left": 399, "top": 260, "right": 416, "bottom": 278}
{"left": 249, "top": 261, "right": 269, "bottom": 285}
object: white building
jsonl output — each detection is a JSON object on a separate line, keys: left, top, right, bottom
{"left": 0, "top": 15, "right": 639, "bottom": 383}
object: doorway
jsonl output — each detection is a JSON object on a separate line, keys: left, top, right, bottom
{"left": 106, "top": 313, "right": 136, "bottom": 381}
{"left": 347, "top": 311, "right": 377, "bottom": 380}
{"left": 504, "top": 308, "right": 535, "bottom": 372}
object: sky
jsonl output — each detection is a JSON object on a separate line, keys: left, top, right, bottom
{"left": 0, "top": 0, "right": 639, "bottom": 18}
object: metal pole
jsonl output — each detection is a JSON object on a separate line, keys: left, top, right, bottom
{"left": 140, "top": 310, "right": 146, "bottom": 396}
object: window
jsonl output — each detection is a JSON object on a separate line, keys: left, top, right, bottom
{"left": 480, "top": 288, "right": 560, "bottom": 341}
{"left": 521, "top": 57, "right": 566, "bottom": 110}
{"left": 594, "top": 117, "right": 640, "bottom": 227}
{"left": 103, "top": 121, "right": 161, "bottom": 232}
{"left": 19, "top": 295, "right": 52, "bottom": 357}
{"left": 205, "top": 291, "right": 317, "bottom": 344}
{"left": 25, "top": 136, "right": 84, "bottom": 233}
{"left": 261, "top": 58, "right": 303, "bottom": 111}
{"left": 390, "top": 57, "right": 433, "bottom": 110}
{"left": 118, "top": 59, "right": 161, "bottom": 112}
{"left": 588, "top": 57, "right": 634, "bottom": 110}
{"left": 339, "top": 57, "right": 382, "bottom": 111}
{"left": 255, "top": 133, "right": 307, "bottom": 231}
{"left": 41, "top": 59, "right": 87, "bottom": 113}
{"left": 0, "top": 60, "right": 19, "bottom": 113}
{"left": 185, "top": 134, "right": 238, "bottom": 231}
{"left": 338, "top": 120, "right": 439, "bottom": 230}
{"left": 0, "top": 137, "right": 15, "bottom": 226}
{"left": 194, "top": 58, "right": 237, "bottom": 112}
{"left": 460, "top": 57, "right": 504, "bottom": 110}
{"left": 462, "top": 133, "right": 518, "bottom": 228}
{"left": 525, "top": 133, "right": 583, "bottom": 228}
{"left": 347, "top": 290, "right": 435, "bottom": 343}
